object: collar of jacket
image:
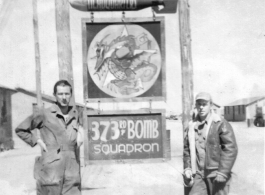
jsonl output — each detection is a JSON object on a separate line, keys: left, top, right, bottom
{"left": 193, "top": 111, "right": 221, "bottom": 124}
{"left": 49, "top": 103, "right": 77, "bottom": 120}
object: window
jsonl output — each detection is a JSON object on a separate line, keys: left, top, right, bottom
{"left": 238, "top": 105, "right": 240, "bottom": 114}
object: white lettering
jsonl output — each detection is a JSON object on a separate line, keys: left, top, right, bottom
{"left": 119, "top": 144, "right": 126, "bottom": 153}
{"left": 87, "top": 0, "right": 137, "bottom": 10}
{"left": 128, "top": 120, "right": 135, "bottom": 139}
{"left": 144, "top": 120, "right": 152, "bottom": 138}
{"left": 93, "top": 143, "right": 160, "bottom": 154}
{"left": 143, "top": 143, "right": 152, "bottom": 152}
{"left": 94, "top": 144, "right": 101, "bottom": 154}
{"left": 126, "top": 144, "right": 134, "bottom": 153}
{"left": 102, "top": 144, "right": 110, "bottom": 154}
{"left": 135, "top": 120, "right": 144, "bottom": 139}
{"left": 152, "top": 120, "right": 159, "bottom": 138}
{"left": 152, "top": 143, "right": 159, "bottom": 152}
{"left": 110, "top": 144, "right": 118, "bottom": 153}
{"left": 134, "top": 143, "right": 142, "bottom": 153}
{"left": 91, "top": 121, "right": 100, "bottom": 141}
{"left": 100, "top": 121, "right": 110, "bottom": 142}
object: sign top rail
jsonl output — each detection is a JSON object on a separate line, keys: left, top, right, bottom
{"left": 69, "top": 0, "right": 177, "bottom": 13}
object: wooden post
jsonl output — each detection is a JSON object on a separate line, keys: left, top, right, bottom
{"left": 55, "top": 0, "right": 75, "bottom": 103}
{"left": 33, "top": 0, "right": 42, "bottom": 113}
{"left": 178, "top": 0, "right": 193, "bottom": 194}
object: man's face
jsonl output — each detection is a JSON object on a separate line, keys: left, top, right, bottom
{"left": 54, "top": 85, "right": 72, "bottom": 107}
{"left": 195, "top": 99, "right": 212, "bottom": 119}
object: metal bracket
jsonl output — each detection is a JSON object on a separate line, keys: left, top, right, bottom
{"left": 152, "top": 8, "right": 156, "bottom": 21}
{"left": 90, "top": 12, "right": 94, "bottom": 23}
{"left": 122, "top": 11, "right": 125, "bottom": 22}
{"left": 98, "top": 100, "right": 101, "bottom": 114}
{"left": 149, "top": 99, "right": 152, "bottom": 113}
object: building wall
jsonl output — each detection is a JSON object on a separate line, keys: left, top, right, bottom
{"left": 11, "top": 92, "right": 53, "bottom": 148}
{"left": 247, "top": 99, "right": 265, "bottom": 119}
{"left": 0, "top": 88, "right": 13, "bottom": 147}
{"left": 224, "top": 106, "right": 233, "bottom": 121}
{"left": 234, "top": 105, "right": 246, "bottom": 121}
{"left": 224, "top": 105, "right": 246, "bottom": 121}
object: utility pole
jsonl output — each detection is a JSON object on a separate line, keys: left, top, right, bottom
{"left": 55, "top": 0, "right": 75, "bottom": 103}
{"left": 178, "top": 0, "right": 194, "bottom": 194}
{"left": 33, "top": 0, "right": 42, "bottom": 114}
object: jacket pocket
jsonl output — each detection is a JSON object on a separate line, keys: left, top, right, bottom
{"left": 207, "top": 144, "right": 220, "bottom": 166}
{"left": 34, "top": 152, "right": 63, "bottom": 186}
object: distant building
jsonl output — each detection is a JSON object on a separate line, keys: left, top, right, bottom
{"left": 224, "top": 96, "right": 265, "bottom": 122}
{"left": 0, "top": 85, "right": 17, "bottom": 150}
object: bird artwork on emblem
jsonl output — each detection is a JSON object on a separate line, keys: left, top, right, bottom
{"left": 87, "top": 25, "right": 162, "bottom": 98}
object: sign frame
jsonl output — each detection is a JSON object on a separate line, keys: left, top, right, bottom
{"left": 82, "top": 17, "right": 166, "bottom": 103}
{"left": 82, "top": 109, "right": 169, "bottom": 165}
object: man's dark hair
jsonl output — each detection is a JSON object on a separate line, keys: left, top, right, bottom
{"left": 53, "top": 80, "right": 72, "bottom": 94}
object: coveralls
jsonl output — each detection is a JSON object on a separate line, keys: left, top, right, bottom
{"left": 16, "top": 104, "right": 82, "bottom": 195}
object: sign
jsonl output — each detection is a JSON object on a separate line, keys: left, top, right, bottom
{"left": 69, "top": 0, "right": 177, "bottom": 13}
{"left": 82, "top": 17, "right": 166, "bottom": 102}
{"left": 70, "top": 0, "right": 165, "bottom": 12}
{"left": 84, "top": 110, "right": 168, "bottom": 163}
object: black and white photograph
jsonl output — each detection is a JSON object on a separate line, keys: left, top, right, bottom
{"left": 0, "top": 0, "right": 264, "bottom": 195}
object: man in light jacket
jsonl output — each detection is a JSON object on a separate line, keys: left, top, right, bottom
{"left": 183, "top": 92, "right": 238, "bottom": 195}
{"left": 16, "top": 80, "right": 84, "bottom": 195}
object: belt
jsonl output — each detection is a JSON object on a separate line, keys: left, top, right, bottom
{"left": 46, "top": 144, "right": 76, "bottom": 152}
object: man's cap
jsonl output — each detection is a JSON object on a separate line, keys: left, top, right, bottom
{"left": 195, "top": 92, "right": 212, "bottom": 102}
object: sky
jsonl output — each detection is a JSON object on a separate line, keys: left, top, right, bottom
{"left": 0, "top": 0, "right": 264, "bottom": 113}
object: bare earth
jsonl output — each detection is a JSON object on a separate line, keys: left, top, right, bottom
{"left": 0, "top": 121, "right": 264, "bottom": 195}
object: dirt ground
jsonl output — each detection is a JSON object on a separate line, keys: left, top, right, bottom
{"left": 0, "top": 121, "right": 264, "bottom": 195}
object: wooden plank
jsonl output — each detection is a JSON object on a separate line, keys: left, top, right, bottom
{"left": 55, "top": 0, "right": 75, "bottom": 103}
{"left": 178, "top": 0, "right": 193, "bottom": 194}
{"left": 32, "top": 0, "right": 42, "bottom": 112}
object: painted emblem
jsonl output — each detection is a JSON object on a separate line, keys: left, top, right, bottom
{"left": 87, "top": 24, "right": 162, "bottom": 98}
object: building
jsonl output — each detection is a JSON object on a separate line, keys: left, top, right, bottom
{"left": 224, "top": 96, "right": 265, "bottom": 122}
{"left": 0, "top": 85, "right": 17, "bottom": 150}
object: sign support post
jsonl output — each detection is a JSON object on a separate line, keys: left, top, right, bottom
{"left": 55, "top": 0, "right": 75, "bottom": 103}
{"left": 32, "top": 0, "right": 42, "bottom": 114}
{"left": 178, "top": 0, "right": 194, "bottom": 194}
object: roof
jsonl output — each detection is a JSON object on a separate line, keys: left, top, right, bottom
{"left": 225, "top": 96, "right": 265, "bottom": 107}
{"left": 213, "top": 103, "right": 221, "bottom": 108}
{"left": 0, "top": 84, "right": 17, "bottom": 93}
{"left": 15, "top": 87, "right": 85, "bottom": 108}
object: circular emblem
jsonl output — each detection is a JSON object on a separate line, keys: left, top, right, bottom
{"left": 87, "top": 24, "right": 162, "bottom": 98}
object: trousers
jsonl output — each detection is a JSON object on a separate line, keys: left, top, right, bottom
{"left": 34, "top": 150, "right": 81, "bottom": 195}
{"left": 189, "top": 174, "right": 230, "bottom": 195}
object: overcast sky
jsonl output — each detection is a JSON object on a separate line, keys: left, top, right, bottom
{"left": 0, "top": 0, "right": 264, "bottom": 112}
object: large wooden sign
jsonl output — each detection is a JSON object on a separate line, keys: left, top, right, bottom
{"left": 82, "top": 17, "right": 166, "bottom": 102}
{"left": 83, "top": 109, "right": 168, "bottom": 164}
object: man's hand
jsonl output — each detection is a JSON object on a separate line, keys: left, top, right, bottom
{"left": 77, "top": 125, "right": 84, "bottom": 147}
{"left": 37, "top": 139, "right": 48, "bottom": 152}
{"left": 184, "top": 169, "right": 193, "bottom": 179}
{"left": 214, "top": 174, "right": 227, "bottom": 182}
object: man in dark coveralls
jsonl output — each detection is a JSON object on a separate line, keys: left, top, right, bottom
{"left": 16, "top": 80, "right": 83, "bottom": 195}
{"left": 183, "top": 92, "right": 238, "bottom": 195}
